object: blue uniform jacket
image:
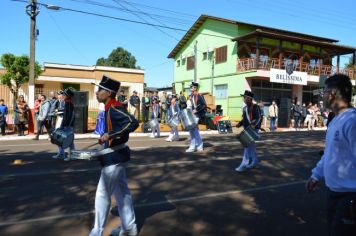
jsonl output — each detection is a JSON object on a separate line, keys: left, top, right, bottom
{"left": 59, "top": 99, "right": 74, "bottom": 128}
{"left": 241, "top": 104, "right": 261, "bottom": 129}
{"left": 101, "top": 101, "right": 139, "bottom": 166}
{"left": 190, "top": 94, "right": 207, "bottom": 120}
{"left": 150, "top": 104, "right": 160, "bottom": 119}
{"left": 167, "top": 103, "right": 179, "bottom": 120}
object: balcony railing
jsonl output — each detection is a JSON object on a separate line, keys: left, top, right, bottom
{"left": 237, "top": 58, "right": 355, "bottom": 79}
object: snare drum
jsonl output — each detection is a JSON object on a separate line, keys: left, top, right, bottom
{"left": 167, "top": 117, "right": 179, "bottom": 128}
{"left": 71, "top": 150, "right": 99, "bottom": 161}
{"left": 236, "top": 126, "right": 260, "bottom": 147}
{"left": 50, "top": 127, "right": 74, "bottom": 149}
{"left": 149, "top": 118, "right": 159, "bottom": 129}
{"left": 179, "top": 109, "right": 198, "bottom": 131}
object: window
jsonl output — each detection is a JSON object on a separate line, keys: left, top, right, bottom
{"left": 177, "top": 60, "right": 180, "bottom": 67}
{"left": 203, "top": 52, "right": 208, "bottom": 60}
{"left": 186, "top": 56, "right": 195, "bottom": 70}
{"left": 215, "top": 46, "right": 227, "bottom": 64}
{"left": 215, "top": 84, "right": 228, "bottom": 99}
{"left": 35, "top": 84, "right": 43, "bottom": 95}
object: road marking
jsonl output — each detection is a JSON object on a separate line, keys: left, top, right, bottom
{"left": 0, "top": 150, "right": 317, "bottom": 178}
{"left": 0, "top": 180, "right": 305, "bottom": 227}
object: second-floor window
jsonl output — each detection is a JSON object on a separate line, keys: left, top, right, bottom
{"left": 215, "top": 46, "right": 227, "bottom": 64}
{"left": 187, "top": 56, "right": 195, "bottom": 70}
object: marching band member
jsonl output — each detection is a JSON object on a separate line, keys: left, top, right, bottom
{"left": 235, "top": 90, "right": 261, "bottom": 172}
{"left": 186, "top": 82, "right": 206, "bottom": 152}
{"left": 89, "top": 75, "right": 138, "bottom": 236}
{"left": 166, "top": 94, "right": 179, "bottom": 142}
{"left": 52, "top": 88, "right": 76, "bottom": 161}
{"left": 150, "top": 97, "right": 160, "bottom": 138}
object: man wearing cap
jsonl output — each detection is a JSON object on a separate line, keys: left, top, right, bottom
{"left": 117, "top": 90, "right": 128, "bottom": 110}
{"left": 129, "top": 91, "right": 140, "bottom": 120}
{"left": 235, "top": 90, "right": 261, "bottom": 172}
{"left": 90, "top": 75, "right": 139, "bottom": 236}
{"left": 186, "top": 82, "right": 206, "bottom": 152}
{"left": 52, "top": 88, "right": 76, "bottom": 161}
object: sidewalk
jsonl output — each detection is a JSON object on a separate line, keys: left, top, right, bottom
{"left": 0, "top": 127, "right": 326, "bottom": 141}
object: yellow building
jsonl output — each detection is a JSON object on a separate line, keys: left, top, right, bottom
{"left": 0, "top": 62, "right": 145, "bottom": 110}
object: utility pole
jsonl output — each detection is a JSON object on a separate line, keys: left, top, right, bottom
{"left": 26, "top": 0, "right": 39, "bottom": 109}
{"left": 26, "top": 0, "right": 39, "bottom": 134}
{"left": 194, "top": 40, "right": 198, "bottom": 83}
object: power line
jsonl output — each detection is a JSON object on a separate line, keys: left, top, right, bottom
{"left": 11, "top": 0, "right": 233, "bottom": 40}
{"left": 69, "top": 0, "right": 194, "bottom": 25}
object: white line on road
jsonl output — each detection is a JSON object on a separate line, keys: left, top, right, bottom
{"left": 0, "top": 180, "right": 305, "bottom": 227}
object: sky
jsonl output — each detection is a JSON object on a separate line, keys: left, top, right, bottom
{"left": 1, "top": 0, "right": 356, "bottom": 88}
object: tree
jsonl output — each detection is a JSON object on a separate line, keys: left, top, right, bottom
{"left": 0, "top": 53, "right": 41, "bottom": 105}
{"left": 96, "top": 47, "right": 140, "bottom": 69}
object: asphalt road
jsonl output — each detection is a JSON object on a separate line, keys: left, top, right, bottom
{"left": 0, "top": 131, "right": 328, "bottom": 236}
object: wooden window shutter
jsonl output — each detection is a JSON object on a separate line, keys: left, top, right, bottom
{"left": 215, "top": 46, "right": 227, "bottom": 64}
{"left": 186, "top": 56, "right": 195, "bottom": 70}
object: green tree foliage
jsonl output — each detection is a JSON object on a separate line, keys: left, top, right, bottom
{"left": 0, "top": 53, "right": 41, "bottom": 104}
{"left": 96, "top": 47, "right": 139, "bottom": 69}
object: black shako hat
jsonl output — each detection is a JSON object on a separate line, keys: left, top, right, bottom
{"left": 62, "top": 88, "right": 74, "bottom": 97}
{"left": 92, "top": 75, "right": 121, "bottom": 94}
{"left": 190, "top": 82, "right": 199, "bottom": 88}
{"left": 240, "top": 90, "right": 254, "bottom": 98}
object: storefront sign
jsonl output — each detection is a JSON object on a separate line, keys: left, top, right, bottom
{"left": 270, "top": 68, "right": 307, "bottom": 85}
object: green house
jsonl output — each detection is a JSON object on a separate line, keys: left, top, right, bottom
{"left": 168, "top": 15, "right": 356, "bottom": 122}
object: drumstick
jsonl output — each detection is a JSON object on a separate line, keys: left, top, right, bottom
{"left": 83, "top": 133, "right": 118, "bottom": 149}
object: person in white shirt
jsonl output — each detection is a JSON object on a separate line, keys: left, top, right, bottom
{"left": 306, "top": 74, "right": 356, "bottom": 236}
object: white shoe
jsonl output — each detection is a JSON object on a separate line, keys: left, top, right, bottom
{"left": 165, "top": 137, "right": 172, "bottom": 142}
{"left": 52, "top": 153, "right": 64, "bottom": 159}
{"left": 63, "top": 154, "right": 71, "bottom": 162}
{"left": 196, "top": 144, "right": 204, "bottom": 152}
{"left": 235, "top": 166, "right": 247, "bottom": 172}
{"left": 111, "top": 224, "right": 138, "bottom": 236}
{"left": 185, "top": 148, "right": 196, "bottom": 153}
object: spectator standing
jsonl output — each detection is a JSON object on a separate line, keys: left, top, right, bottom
{"left": 160, "top": 91, "right": 168, "bottom": 123}
{"left": 301, "top": 103, "right": 307, "bottom": 128}
{"left": 33, "top": 95, "right": 51, "bottom": 140}
{"left": 268, "top": 100, "right": 278, "bottom": 131}
{"left": 258, "top": 100, "right": 266, "bottom": 129}
{"left": 48, "top": 91, "right": 59, "bottom": 130}
{"left": 129, "top": 91, "right": 140, "bottom": 120}
{"left": 34, "top": 94, "right": 42, "bottom": 135}
{"left": 291, "top": 101, "right": 302, "bottom": 130}
{"left": 14, "top": 95, "right": 29, "bottom": 136}
{"left": 0, "top": 99, "right": 8, "bottom": 135}
{"left": 306, "top": 74, "right": 356, "bottom": 236}
{"left": 117, "top": 90, "right": 128, "bottom": 110}
{"left": 141, "top": 91, "right": 150, "bottom": 123}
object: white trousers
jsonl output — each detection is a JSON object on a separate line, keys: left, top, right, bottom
{"left": 189, "top": 127, "right": 203, "bottom": 149}
{"left": 89, "top": 164, "right": 136, "bottom": 236}
{"left": 238, "top": 142, "right": 258, "bottom": 167}
{"left": 151, "top": 124, "right": 160, "bottom": 137}
{"left": 170, "top": 126, "right": 179, "bottom": 139}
